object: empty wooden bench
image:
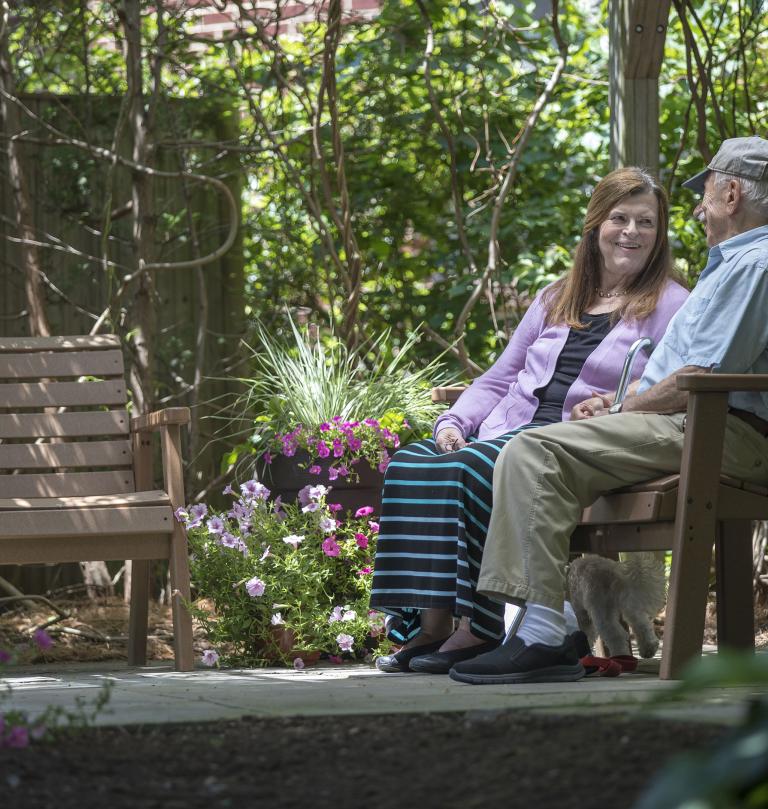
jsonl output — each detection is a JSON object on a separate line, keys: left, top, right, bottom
{"left": 0, "top": 335, "right": 194, "bottom": 671}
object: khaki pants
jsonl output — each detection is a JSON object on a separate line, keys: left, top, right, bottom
{"left": 478, "top": 412, "right": 768, "bottom": 611}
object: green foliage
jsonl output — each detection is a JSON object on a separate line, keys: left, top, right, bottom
{"left": 635, "top": 651, "right": 768, "bottom": 809}
{"left": 183, "top": 484, "right": 390, "bottom": 667}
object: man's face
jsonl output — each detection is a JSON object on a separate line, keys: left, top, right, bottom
{"left": 693, "top": 173, "right": 730, "bottom": 247}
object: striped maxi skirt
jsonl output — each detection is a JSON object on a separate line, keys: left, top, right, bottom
{"left": 369, "top": 424, "right": 540, "bottom": 643}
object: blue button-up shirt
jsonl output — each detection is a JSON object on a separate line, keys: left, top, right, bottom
{"left": 638, "top": 224, "right": 768, "bottom": 419}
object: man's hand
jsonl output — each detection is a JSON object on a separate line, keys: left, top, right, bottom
{"left": 435, "top": 426, "right": 467, "bottom": 453}
{"left": 571, "top": 391, "right": 613, "bottom": 421}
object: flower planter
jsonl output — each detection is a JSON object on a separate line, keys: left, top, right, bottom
{"left": 256, "top": 451, "right": 384, "bottom": 515}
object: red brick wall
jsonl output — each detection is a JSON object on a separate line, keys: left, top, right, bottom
{"left": 186, "top": 1, "right": 382, "bottom": 40}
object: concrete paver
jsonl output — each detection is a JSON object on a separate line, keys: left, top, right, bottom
{"left": 3, "top": 648, "right": 765, "bottom": 728}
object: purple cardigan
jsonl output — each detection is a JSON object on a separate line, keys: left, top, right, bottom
{"left": 434, "top": 280, "right": 689, "bottom": 441}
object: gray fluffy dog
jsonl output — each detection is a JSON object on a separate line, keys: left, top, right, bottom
{"left": 567, "top": 553, "right": 666, "bottom": 658}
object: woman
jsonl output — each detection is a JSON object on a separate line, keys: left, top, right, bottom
{"left": 370, "top": 167, "right": 689, "bottom": 673}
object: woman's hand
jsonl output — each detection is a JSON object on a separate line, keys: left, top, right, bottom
{"left": 435, "top": 427, "right": 467, "bottom": 453}
{"left": 571, "top": 391, "right": 613, "bottom": 421}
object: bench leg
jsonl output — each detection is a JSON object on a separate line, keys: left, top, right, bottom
{"left": 715, "top": 519, "right": 755, "bottom": 652}
{"left": 169, "top": 523, "right": 195, "bottom": 671}
{"left": 127, "top": 559, "right": 150, "bottom": 666}
{"left": 660, "top": 521, "right": 715, "bottom": 680}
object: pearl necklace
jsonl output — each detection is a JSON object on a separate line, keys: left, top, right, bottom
{"left": 595, "top": 286, "right": 626, "bottom": 299}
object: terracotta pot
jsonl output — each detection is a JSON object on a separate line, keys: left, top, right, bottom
{"left": 269, "top": 626, "right": 321, "bottom": 666}
{"left": 255, "top": 450, "right": 384, "bottom": 515}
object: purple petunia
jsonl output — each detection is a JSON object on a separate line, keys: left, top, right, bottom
{"left": 316, "top": 441, "right": 330, "bottom": 459}
{"left": 308, "top": 465, "right": 322, "bottom": 475}
{"left": 336, "top": 633, "right": 355, "bottom": 652}
{"left": 245, "top": 576, "right": 266, "bottom": 597}
{"left": 206, "top": 515, "right": 225, "bottom": 535}
{"left": 201, "top": 649, "right": 219, "bottom": 667}
{"left": 240, "top": 480, "right": 270, "bottom": 501}
{"left": 187, "top": 503, "right": 208, "bottom": 528}
{"left": 319, "top": 516, "right": 337, "bottom": 534}
{"left": 32, "top": 629, "right": 53, "bottom": 651}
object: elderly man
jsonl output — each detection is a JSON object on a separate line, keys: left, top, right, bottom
{"left": 450, "top": 136, "right": 768, "bottom": 684}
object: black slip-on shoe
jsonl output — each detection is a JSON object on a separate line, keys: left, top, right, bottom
{"left": 375, "top": 637, "right": 450, "bottom": 673}
{"left": 448, "top": 635, "right": 585, "bottom": 684}
{"left": 408, "top": 640, "right": 501, "bottom": 674}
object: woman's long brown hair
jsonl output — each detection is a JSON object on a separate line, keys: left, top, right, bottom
{"left": 544, "top": 167, "right": 677, "bottom": 328}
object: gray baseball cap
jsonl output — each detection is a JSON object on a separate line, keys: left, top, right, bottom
{"left": 682, "top": 135, "right": 768, "bottom": 194}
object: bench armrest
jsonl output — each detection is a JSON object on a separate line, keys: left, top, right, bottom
{"left": 677, "top": 373, "right": 768, "bottom": 392}
{"left": 431, "top": 386, "right": 468, "bottom": 404}
{"left": 131, "top": 407, "right": 190, "bottom": 433}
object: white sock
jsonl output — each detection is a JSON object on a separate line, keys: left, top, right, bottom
{"left": 563, "top": 600, "right": 580, "bottom": 635}
{"left": 516, "top": 602, "right": 567, "bottom": 647}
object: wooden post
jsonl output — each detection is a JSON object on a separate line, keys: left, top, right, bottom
{"left": 609, "top": 0, "right": 672, "bottom": 173}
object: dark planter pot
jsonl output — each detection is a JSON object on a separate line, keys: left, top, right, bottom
{"left": 255, "top": 451, "right": 384, "bottom": 516}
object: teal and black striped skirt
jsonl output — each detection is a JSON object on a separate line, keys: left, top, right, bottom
{"left": 369, "top": 425, "right": 539, "bottom": 643}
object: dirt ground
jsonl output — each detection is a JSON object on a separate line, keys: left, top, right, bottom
{"left": 1, "top": 591, "right": 765, "bottom": 809}
{"left": 2, "top": 590, "right": 767, "bottom": 665}
{"left": 0, "top": 710, "right": 726, "bottom": 809}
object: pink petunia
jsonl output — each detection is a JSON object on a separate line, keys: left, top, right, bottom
{"left": 308, "top": 465, "right": 322, "bottom": 475}
{"left": 356, "top": 566, "right": 373, "bottom": 576}
{"left": 355, "top": 506, "right": 374, "bottom": 518}
{"left": 354, "top": 532, "right": 369, "bottom": 549}
{"left": 328, "top": 503, "right": 343, "bottom": 513}
{"left": 322, "top": 537, "right": 341, "bottom": 557}
{"left": 368, "top": 521, "right": 380, "bottom": 533}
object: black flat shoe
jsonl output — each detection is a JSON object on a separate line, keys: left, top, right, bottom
{"left": 408, "top": 640, "right": 501, "bottom": 674}
{"left": 375, "top": 637, "right": 450, "bottom": 673}
{"left": 448, "top": 635, "right": 585, "bottom": 685}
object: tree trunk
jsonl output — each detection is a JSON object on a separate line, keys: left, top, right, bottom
{"left": 0, "top": 3, "right": 50, "bottom": 337}
{"left": 120, "top": 0, "right": 157, "bottom": 414}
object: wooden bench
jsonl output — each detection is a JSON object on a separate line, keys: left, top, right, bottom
{"left": 0, "top": 335, "right": 194, "bottom": 671}
{"left": 432, "top": 374, "right": 768, "bottom": 679}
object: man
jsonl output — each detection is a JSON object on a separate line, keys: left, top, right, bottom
{"left": 450, "top": 136, "right": 768, "bottom": 684}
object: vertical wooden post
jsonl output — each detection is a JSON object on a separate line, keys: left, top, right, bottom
{"left": 127, "top": 430, "right": 153, "bottom": 666}
{"left": 161, "top": 423, "right": 195, "bottom": 672}
{"left": 609, "top": 0, "right": 672, "bottom": 173}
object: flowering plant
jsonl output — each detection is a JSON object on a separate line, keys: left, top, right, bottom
{"left": 222, "top": 319, "right": 451, "bottom": 481}
{"left": 179, "top": 480, "right": 392, "bottom": 667}
{"left": 263, "top": 412, "right": 406, "bottom": 481}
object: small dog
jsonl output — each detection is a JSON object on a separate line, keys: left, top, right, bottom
{"left": 567, "top": 553, "right": 666, "bottom": 658}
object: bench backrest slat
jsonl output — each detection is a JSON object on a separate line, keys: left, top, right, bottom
{"left": 1, "top": 470, "right": 135, "bottom": 498}
{"left": 0, "top": 350, "right": 124, "bottom": 379}
{"left": 0, "top": 411, "right": 129, "bottom": 439}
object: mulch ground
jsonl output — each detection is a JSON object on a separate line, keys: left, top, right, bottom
{"left": 0, "top": 710, "right": 725, "bottom": 809}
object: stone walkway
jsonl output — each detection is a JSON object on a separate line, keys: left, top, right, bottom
{"left": 3, "top": 647, "right": 765, "bottom": 727}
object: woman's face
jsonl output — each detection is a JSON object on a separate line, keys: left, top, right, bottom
{"left": 597, "top": 191, "right": 659, "bottom": 281}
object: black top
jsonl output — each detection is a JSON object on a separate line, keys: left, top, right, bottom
{"left": 531, "top": 312, "right": 614, "bottom": 425}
